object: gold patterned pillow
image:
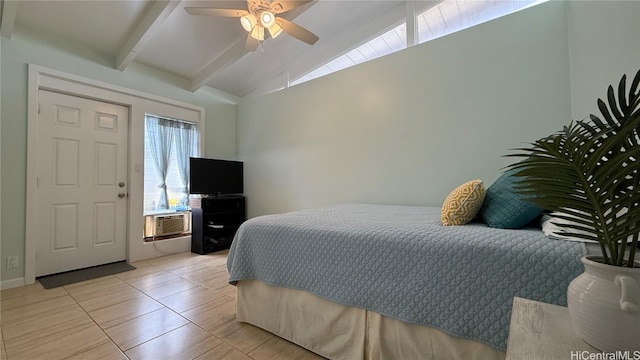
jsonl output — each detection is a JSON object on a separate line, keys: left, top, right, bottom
{"left": 441, "top": 179, "right": 486, "bottom": 226}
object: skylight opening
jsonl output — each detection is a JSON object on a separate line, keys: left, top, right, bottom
{"left": 291, "top": 0, "right": 546, "bottom": 87}
{"left": 292, "top": 22, "right": 407, "bottom": 86}
{"left": 418, "top": 0, "right": 541, "bottom": 44}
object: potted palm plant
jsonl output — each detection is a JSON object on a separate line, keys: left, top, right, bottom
{"left": 507, "top": 70, "right": 640, "bottom": 352}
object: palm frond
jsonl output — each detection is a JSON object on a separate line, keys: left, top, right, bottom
{"left": 506, "top": 70, "right": 640, "bottom": 267}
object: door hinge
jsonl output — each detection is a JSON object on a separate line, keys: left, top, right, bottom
{"left": 38, "top": 103, "right": 40, "bottom": 115}
{"left": 36, "top": 176, "right": 39, "bottom": 187}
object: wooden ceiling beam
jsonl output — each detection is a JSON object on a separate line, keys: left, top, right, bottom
{"left": 245, "top": 0, "right": 444, "bottom": 98}
{"left": 116, "top": 0, "right": 182, "bottom": 71}
{"left": 189, "top": 36, "right": 250, "bottom": 92}
{"left": 245, "top": 2, "right": 406, "bottom": 98}
{"left": 189, "top": 0, "right": 318, "bottom": 93}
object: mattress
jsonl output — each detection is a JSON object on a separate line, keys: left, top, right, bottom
{"left": 227, "top": 203, "right": 586, "bottom": 350}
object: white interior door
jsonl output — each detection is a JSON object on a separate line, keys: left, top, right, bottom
{"left": 36, "top": 90, "right": 129, "bottom": 276}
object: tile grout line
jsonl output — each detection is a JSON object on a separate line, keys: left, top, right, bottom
{"left": 117, "top": 265, "right": 234, "bottom": 360}
{"left": 2, "top": 251, "right": 310, "bottom": 360}
{"left": 59, "top": 277, "right": 132, "bottom": 360}
{"left": 148, "top": 268, "right": 235, "bottom": 360}
{"left": 94, "top": 274, "right": 191, "bottom": 356}
{"left": 142, "top": 257, "right": 261, "bottom": 360}
{"left": 90, "top": 262, "right": 231, "bottom": 359}
{"left": 0, "top": 324, "right": 7, "bottom": 360}
{"left": 61, "top": 270, "right": 207, "bottom": 359}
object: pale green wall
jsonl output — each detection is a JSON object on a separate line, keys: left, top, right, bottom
{"left": 237, "top": 1, "right": 574, "bottom": 217}
{"left": 567, "top": 1, "right": 640, "bottom": 120}
{"left": 0, "top": 28, "right": 236, "bottom": 282}
{"left": 3, "top": 0, "right": 638, "bottom": 284}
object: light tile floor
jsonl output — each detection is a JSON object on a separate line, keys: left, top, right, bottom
{"left": 0, "top": 250, "right": 325, "bottom": 360}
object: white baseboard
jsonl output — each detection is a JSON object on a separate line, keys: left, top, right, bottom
{"left": 1, "top": 277, "right": 25, "bottom": 290}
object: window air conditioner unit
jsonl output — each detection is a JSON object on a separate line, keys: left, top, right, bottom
{"left": 154, "top": 214, "right": 186, "bottom": 236}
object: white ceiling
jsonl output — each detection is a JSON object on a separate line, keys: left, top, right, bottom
{"left": 2, "top": 0, "right": 411, "bottom": 100}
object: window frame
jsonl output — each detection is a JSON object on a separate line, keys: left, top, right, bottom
{"left": 143, "top": 114, "right": 200, "bottom": 215}
{"left": 290, "top": 0, "right": 545, "bottom": 87}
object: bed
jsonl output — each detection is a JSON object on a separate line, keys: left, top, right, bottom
{"left": 226, "top": 203, "right": 587, "bottom": 359}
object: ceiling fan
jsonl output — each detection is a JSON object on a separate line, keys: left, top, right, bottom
{"left": 185, "top": 0, "right": 319, "bottom": 51}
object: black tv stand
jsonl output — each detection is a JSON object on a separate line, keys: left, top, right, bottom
{"left": 191, "top": 195, "right": 246, "bottom": 255}
{"left": 204, "top": 193, "right": 243, "bottom": 199}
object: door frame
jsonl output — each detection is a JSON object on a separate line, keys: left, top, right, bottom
{"left": 26, "top": 65, "right": 205, "bottom": 284}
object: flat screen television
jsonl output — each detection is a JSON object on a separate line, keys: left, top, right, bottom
{"left": 189, "top": 157, "right": 243, "bottom": 196}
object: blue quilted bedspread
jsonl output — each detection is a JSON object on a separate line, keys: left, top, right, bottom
{"left": 227, "top": 204, "right": 586, "bottom": 350}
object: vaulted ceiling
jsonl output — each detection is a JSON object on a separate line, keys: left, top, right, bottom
{"left": 1, "top": 0, "right": 422, "bottom": 101}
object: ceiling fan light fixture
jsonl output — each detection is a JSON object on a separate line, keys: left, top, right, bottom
{"left": 260, "top": 11, "right": 275, "bottom": 28}
{"left": 250, "top": 25, "right": 265, "bottom": 41}
{"left": 268, "top": 22, "right": 283, "bottom": 38}
{"left": 185, "top": 1, "right": 319, "bottom": 46}
{"left": 240, "top": 14, "right": 257, "bottom": 31}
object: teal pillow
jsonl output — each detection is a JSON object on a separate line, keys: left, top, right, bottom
{"left": 480, "top": 170, "right": 543, "bottom": 229}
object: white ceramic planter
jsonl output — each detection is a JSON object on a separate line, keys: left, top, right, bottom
{"left": 567, "top": 256, "right": 640, "bottom": 352}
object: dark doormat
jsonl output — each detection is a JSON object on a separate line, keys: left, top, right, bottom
{"left": 38, "top": 261, "right": 136, "bottom": 289}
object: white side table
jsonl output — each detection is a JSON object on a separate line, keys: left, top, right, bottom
{"left": 506, "top": 297, "right": 598, "bottom": 360}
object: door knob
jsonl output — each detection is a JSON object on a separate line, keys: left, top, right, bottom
{"left": 118, "top": 193, "right": 126, "bottom": 198}
{"left": 118, "top": 182, "right": 125, "bottom": 188}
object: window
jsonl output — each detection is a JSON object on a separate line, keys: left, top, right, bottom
{"left": 292, "top": 22, "right": 407, "bottom": 86}
{"left": 417, "top": 0, "right": 540, "bottom": 44}
{"left": 291, "top": 0, "right": 544, "bottom": 86}
{"left": 143, "top": 115, "right": 199, "bottom": 214}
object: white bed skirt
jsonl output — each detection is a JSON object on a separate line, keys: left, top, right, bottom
{"left": 236, "top": 280, "right": 506, "bottom": 360}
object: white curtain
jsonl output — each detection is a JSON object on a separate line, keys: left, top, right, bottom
{"left": 174, "top": 122, "right": 196, "bottom": 205}
{"left": 146, "top": 116, "right": 175, "bottom": 209}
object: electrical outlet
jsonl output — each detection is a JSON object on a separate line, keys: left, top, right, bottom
{"left": 7, "top": 256, "right": 19, "bottom": 269}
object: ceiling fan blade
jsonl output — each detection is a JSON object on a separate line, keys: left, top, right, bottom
{"left": 245, "top": 34, "right": 259, "bottom": 52}
{"left": 184, "top": 7, "right": 249, "bottom": 17}
{"left": 270, "top": 0, "right": 312, "bottom": 14}
{"left": 277, "top": 18, "right": 319, "bottom": 45}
